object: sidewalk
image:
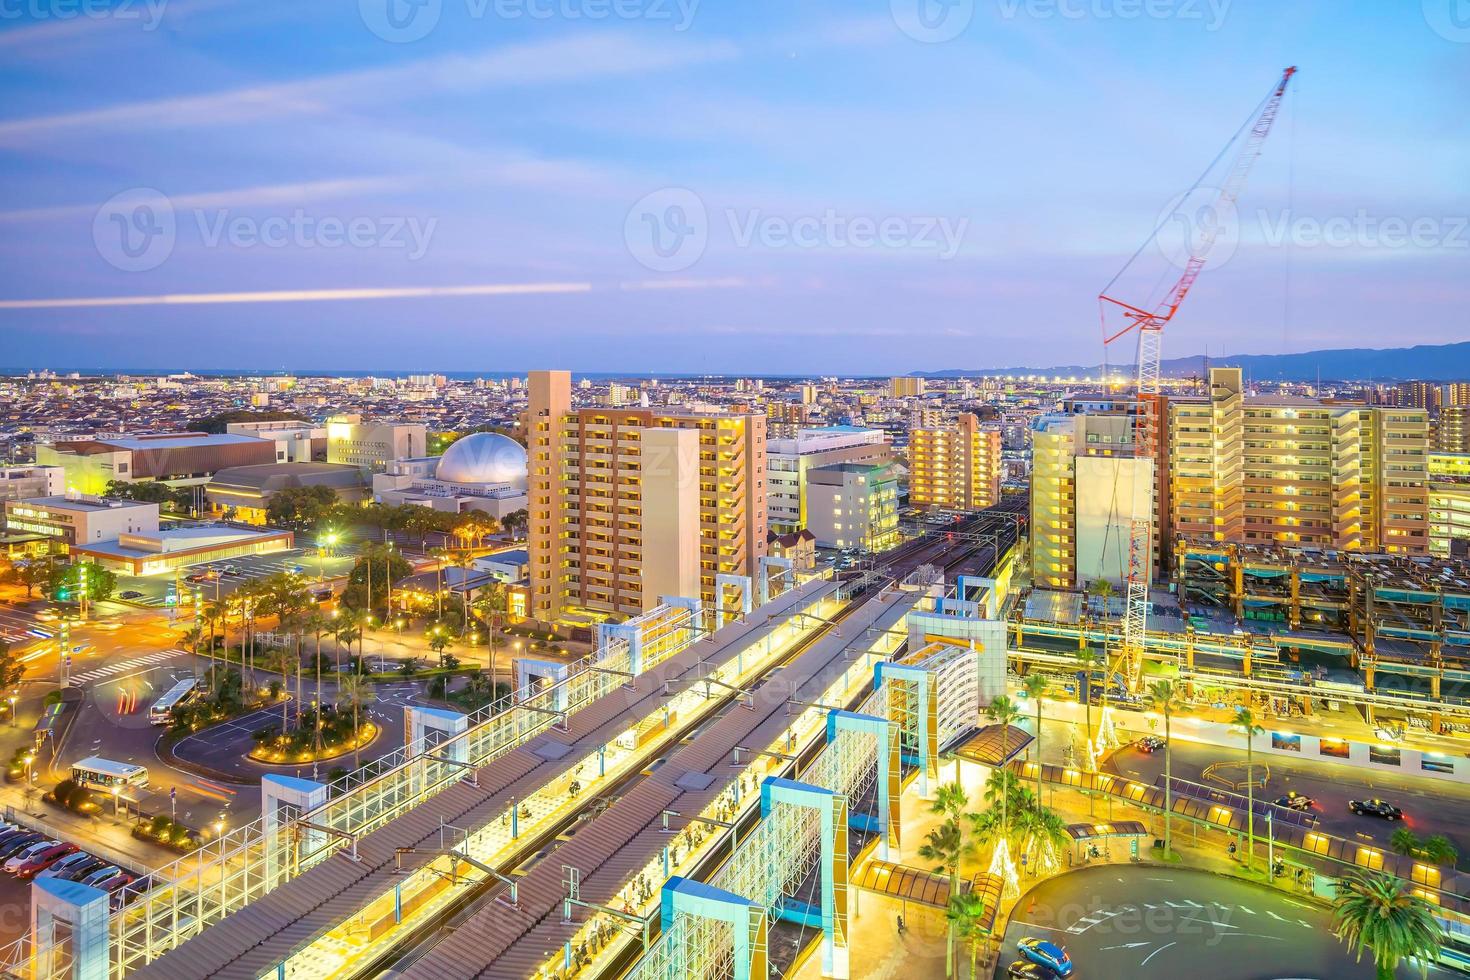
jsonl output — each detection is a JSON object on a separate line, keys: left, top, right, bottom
{"left": 0, "top": 782, "right": 178, "bottom": 877}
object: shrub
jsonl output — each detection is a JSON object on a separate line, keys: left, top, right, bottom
{"left": 150, "top": 815, "right": 172, "bottom": 838}
{"left": 52, "top": 779, "right": 77, "bottom": 808}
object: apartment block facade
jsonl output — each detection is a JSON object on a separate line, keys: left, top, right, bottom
{"left": 1438, "top": 405, "right": 1470, "bottom": 454}
{"left": 766, "top": 426, "right": 889, "bottom": 533}
{"left": 524, "top": 370, "right": 767, "bottom": 623}
{"left": 908, "top": 413, "right": 1002, "bottom": 512}
{"left": 1166, "top": 368, "right": 1429, "bottom": 555}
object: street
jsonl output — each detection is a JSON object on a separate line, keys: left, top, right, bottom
{"left": 1107, "top": 739, "right": 1470, "bottom": 864}
{"left": 1001, "top": 865, "right": 1397, "bottom": 979}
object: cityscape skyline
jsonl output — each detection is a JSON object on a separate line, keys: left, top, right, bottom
{"left": 2, "top": 2, "right": 1467, "bottom": 372}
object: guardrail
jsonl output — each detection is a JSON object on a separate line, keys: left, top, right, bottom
{"left": 2, "top": 806, "right": 155, "bottom": 879}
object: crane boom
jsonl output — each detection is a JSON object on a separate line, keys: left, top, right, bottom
{"left": 1099, "top": 66, "right": 1297, "bottom": 691}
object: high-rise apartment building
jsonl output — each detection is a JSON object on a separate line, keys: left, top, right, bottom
{"left": 1395, "top": 380, "right": 1442, "bottom": 412}
{"left": 1444, "top": 383, "right": 1470, "bottom": 407}
{"left": 890, "top": 376, "right": 926, "bottom": 398}
{"left": 908, "top": 413, "right": 1002, "bottom": 512}
{"left": 804, "top": 462, "right": 899, "bottom": 552}
{"left": 1429, "top": 452, "right": 1470, "bottom": 559}
{"left": 1166, "top": 368, "right": 1428, "bottom": 554}
{"left": 1437, "top": 405, "right": 1470, "bottom": 453}
{"left": 524, "top": 370, "right": 767, "bottom": 622}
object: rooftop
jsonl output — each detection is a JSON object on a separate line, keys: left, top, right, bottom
{"left": 6, "top": 494, "right": 154, "bottom": 513}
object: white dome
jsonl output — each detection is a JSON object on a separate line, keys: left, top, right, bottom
{"left": 435, "top": 432, "right": 528, "bottom": 489}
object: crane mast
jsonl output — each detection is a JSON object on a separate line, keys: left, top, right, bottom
{"left": 1100, "top": 66, "right": 1297, "bottom": 691}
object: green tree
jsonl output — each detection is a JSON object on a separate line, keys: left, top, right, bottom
{"left": 103, "top": 479, "right": 174, "bottom": 505}
{"left": 1332, "top": 870, "right": 1442, "bottom": 979}
{"left": 342, "top": 544, "right": 411, "bottom": 616}
{"left": 0, "top": 640, "right": 24, "bottom": 693}
{"left": 336, "top": 674, "right": 376, "bottom": 766}
{"left": 919, "top": 818, "right": 971, "bottom": 978}
{"left": 49, "top": 561, "right": 116, "bottom": 604}
{"left": 985, "top": 694, "right": 1022, "bottom": 838}
{"left": 946, "top": 891, "right": 989, "bottom": 980}
{"left": 16, "top": 561, "right": 46, "bottom": 598}
{"left": 500, "top": 509, "right": 528, "bottom": 541}
{"left": 1148, "top": 679, "right": 1183, "bottom": 859}
{"left": 1422, "top": 835, "right": 1458, "bottom": 867}
{"left": 473, "top": 580, "right": 509, "bottom": 695}
{"left": 1232, "top": 705, "right": 1265, "bottom": 870}
{"left": 931, "top": 781, "right": 969, "bottom": 824}
{"left": 1391, "top": 828, "right": 1423, "bottom": 859}
{"left": 266, "top": 485, "right": 338, "bottom": 530}
{"left": 1022, "top": 673, "right": 1048, "bottom": 808}
{"left": 1074, "top": 648, "right": 1099, "bottom": 757}
{"left": 427, "top": 628, "right": 453, "bottom": 668}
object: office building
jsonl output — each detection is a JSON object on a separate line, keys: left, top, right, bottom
{"left": 326, "top": 415, "right": 427, "bottom": 473}
{"left": 908, "top": 413, "right": 1002, "bottom": 512}
{"left": 766, "top": 426, "right": 889, "bottom": 533}
{"left": 4, "top": 494, "right": 158, "bottom": 546}
{"left": 524, "top": 370, "right": 767, "bottom": 622}
{"left": 803, "top": 462, "right": 899, "bottom": 551}
{"left": 37, "top": 432, "right": 277, "bottom": 495}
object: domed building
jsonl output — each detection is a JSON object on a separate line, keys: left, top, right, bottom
{"left": 371, "top": 432, "right": 528, "bottom": 518}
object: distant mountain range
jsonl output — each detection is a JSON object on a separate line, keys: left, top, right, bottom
{"left": 915, "top": 341, "right": 1470, "bottom": 382}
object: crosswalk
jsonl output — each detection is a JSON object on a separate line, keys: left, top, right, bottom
{"left": 69, "top": 650, "right": 189, "bottom": 685}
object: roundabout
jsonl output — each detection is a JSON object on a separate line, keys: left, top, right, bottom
{"left": 997, "top": 864, "right": 1420, "bottom": 979}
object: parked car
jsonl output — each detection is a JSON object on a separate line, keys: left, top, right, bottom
{"left": 0, "top": 833, "right": 45, "bottom": 860}
{"left": 1136, "top": 735, "right": 1166, "bottom": 753}
{"left": 1274, "top": 791, "right": 1315, "bottom": 811}
{"left": 56, "top": 856, "right": 110, "bottom": 882}
{"left": 1349, "top": 798, "right": 1404, "bottom": 820}
{"left": 4, "top": 839, "right": 57, "bottom": 872}
{"left": 78, "top": 865, "right": 121, "bottom": 888}
{"left": 1008, "top": 962, "right": 1059, "bottom": 980}
{"left": 36, "top": 851, "right": 97, "bottom": 881}
{"left": 96, "top": 871, "right": 134, "bottom": 894}
{"left": 1018, "top": 938, "right": 1074, "bottom": 978}
{"left": 13, "top": 842, "right": 78, "bottom": 880}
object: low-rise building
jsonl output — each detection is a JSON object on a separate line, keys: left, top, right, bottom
{"left": 3, "top": 494, "right": 159, "bottom": 547}
{"left": 73, "top": 525, "right": 294, "bottom": 576}
{"left": 0, "top": 466, "right": 63, "bottom": 503}
{"left": 205, "top": 462, "right": 370, "bottom": 524}
{"left": 326, "top": 415, "right": 427, "bottom": 473}
{"left": 766, "top": 529, "right": 817, "bottom": 571}
{"left": 225, "top": 421, "right": 326, "bottom": 463}
{"left": 804, "top": 461, "right": 899, "bottom": 552}
{"left": 371, "top": 432, "right": 528, "bottom": 519}
{"left": 766, "top": 426, "right": 889, "bottom": 533}
{"left": 37, "top": 432, "right": 277, "bottom": 495}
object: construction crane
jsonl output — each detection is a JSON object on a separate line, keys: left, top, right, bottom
{"left": 1099, "top": 66, "right": 1297, "bottom": 691}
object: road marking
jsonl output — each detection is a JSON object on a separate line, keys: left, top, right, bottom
{"left": 1140, "top": 942, "right": 1175, "bottom": 966}
{"left": 1237, "top": 905, "right": 1256, "bottom": 914}
{"left": 1266, "top": 910, "right": 1288, "bottom": 922}
{"left": 1298, "top": 920, "right": 1313, "bottom": 928}
{"left": 1101, "top": 942, "right": 1152, "bottom": 951}
{"left": 1283, "top": 899, "right": 1313, "bottom": 910}
{"left": 1146, "top": 877, "right": 1173, "bottom": 882}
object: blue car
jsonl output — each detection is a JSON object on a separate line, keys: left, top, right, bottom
{"left": 1018, "top": 937, "right": 1073, "bottom": 978}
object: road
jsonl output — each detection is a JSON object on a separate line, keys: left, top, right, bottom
{"left": 1107, "top": 739, "right": 1470, "bottom": 866}
{"left": 1000, "top": 865, "right": 1401, "bottom": 979}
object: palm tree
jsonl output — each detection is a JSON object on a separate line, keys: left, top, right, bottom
{"left": 1332, "top": 870, "right": 1442, "bottom": 979}
{"left": 264, "top": 647, "right": 294, "bottom": 730}
{"left": 1232, "top": 705, "right": 1264, "bottom": 870}
{"left": 474, "top": 580, "right": 508, "bottom": 693}
{"left": 919, "top": 818, "right": 971, "bottom": 978}
{"left": 1148, "top": 679, "right": 1182, "bottom": 859}
{"left": 203, "top": 598, "right": 226, "bottom": 665}
{"left": 946, "top": 891, "right": 989, "bottom": 980}
{"left": 1422, "top": 835, "right": 1458, "bottom": 867}
{"left": 931, "top": 781, "right": 969, "bottom": 823}
{"left": 1391, "top": 827, "right": 1423, "bottom": 858}
{"left": 181, "top": 625, "right": 205, "bottom": 681}
{"left": 1074, "top": 648, "right": 1099, "bottom": 759}
{"left": 1022, "top": 674, "right": 1047, "bottom": 806}
{"left": 306, "top": 612, "right": 330, "bottom": 754}
{"left": 336, "top": 674, "right": 376, "bottom": 766}
{"left": 986, "top": 695, "right": 1022, "bottom": 838}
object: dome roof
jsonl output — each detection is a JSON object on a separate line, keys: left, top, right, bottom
{"left": 435, "top": 432, "right": 528, "bottom": 489}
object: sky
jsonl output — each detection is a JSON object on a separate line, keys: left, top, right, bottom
{"left": 0, "top": 0, "right": 1466, "bottom": 375}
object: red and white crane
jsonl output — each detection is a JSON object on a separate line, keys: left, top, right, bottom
{"left": 1099, "top": 66, "right": 1297, "bottom": 689}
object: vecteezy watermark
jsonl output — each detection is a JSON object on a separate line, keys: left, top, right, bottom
{"left": 1257, "top": 209, "right": 1470, "bottom": 251}
{"left": 891, "top": 0, "right": 975, "bottom": 42}
{"left": 0, "top": 0, "right": 168, "bottom": 29}
{"left": 1153, "top": 185, "right": 1240, "bottom": 272}
{"left": 625, "top": 188, "right": 969, "bottom": 272}
{"left": 93, "top": 189, "right": 438, "bottom": 271}
{"left": 997, "top": 0, "right": 1231, "bottom": 29}
{"left": 359, "top": 0, "right": 698, "bottom": 43}
{"left": 1423, "top": 0, "right": 1470, "bottom": 43}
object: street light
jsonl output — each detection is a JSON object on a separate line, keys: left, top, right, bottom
{"left": 112, "top": 784, "right": 121, "bottom": 818}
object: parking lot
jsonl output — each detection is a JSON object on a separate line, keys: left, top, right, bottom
{"left": 113, "top": 548, "right": 359, "bottom": 608}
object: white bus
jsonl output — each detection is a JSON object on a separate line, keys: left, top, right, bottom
{"left": 70, "top": 757, "right": 149, "bottom": 792}
{"left": 148, "top": 678, "right": 199, "bottom": 726}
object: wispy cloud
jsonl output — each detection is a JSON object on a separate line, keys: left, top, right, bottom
{"left": 0, "top": 177, "right": 415, "bottom": 224}
{"left": 0, "top": 33, "right": 740, "bottom": 143}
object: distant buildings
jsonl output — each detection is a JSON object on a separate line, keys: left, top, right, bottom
{"left": 524, "top": 370, "right": 767, "bottom": 623}
{"left": 0, "top": 465, "right": 63, "bottom": 503}
{"left": 225, "top": 420, "right": 326, "bottom": 462}
{"left": 908, "top": 413, "right": 1003, "bottom": 512}
{"left": 890, "top": 376, "right": 926, "bottom": 398}
{"left": 1438, "top": 405, "right": 1470, "bottom": 453}
{"left": 1429, "top": 452, "right": 1470, "bottom": 558}
{"left": 325, "top": 415, "right": 427, "bottom": 473}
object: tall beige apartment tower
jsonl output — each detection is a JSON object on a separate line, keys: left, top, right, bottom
{"left": 524, "top": 370, "right": 768, "bottom": 623}
{"left": 908, "top": 413, "right": 1002, "bottom": 512}
{"left": 1164, "top": 367, "right": 1429, "bottom": 554}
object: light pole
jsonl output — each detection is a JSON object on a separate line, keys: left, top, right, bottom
{"left": 6, "top": 695, "right": 15, "bottom": 727}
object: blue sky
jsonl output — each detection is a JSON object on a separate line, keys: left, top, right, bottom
{"left": 0, "top": 0, "right": 1466, "bottom": 374}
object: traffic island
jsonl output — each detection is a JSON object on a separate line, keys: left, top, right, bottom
{"left": 248, "top": 718, "right": 379, "bottom": 766}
